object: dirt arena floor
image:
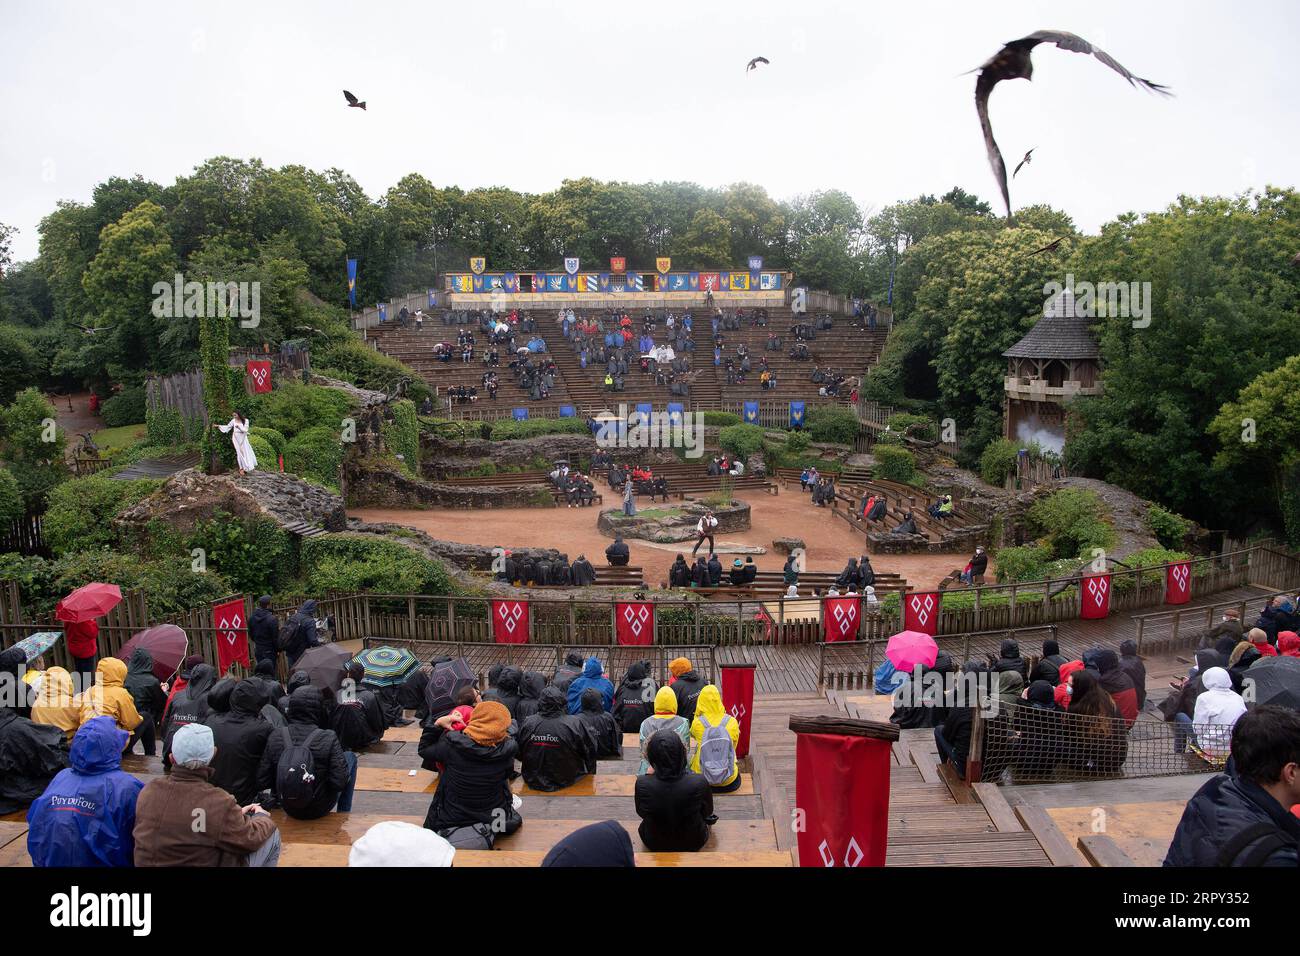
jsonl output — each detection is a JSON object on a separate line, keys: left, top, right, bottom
{"left": 352, "top": 486, "right": 988, "bottom": 590}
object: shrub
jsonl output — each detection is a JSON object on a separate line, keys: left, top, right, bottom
{"left": 144, "top": 405, "right": 187, "bottom": 446}
{"left": 887, "top": 412, "right": 936, "bottom": 441}
{"left": 249, "top": 426, "right": 287, "bottom": 456}
{"left": 100, "top": 386, "right": 147, "bottom": 427}
{"left": 299, "top": 534, "right": 456, "bottom": 595}
{"left": 784, "top": 430, "right": 811, "bottom": 455}
{"left": 283, "top": 426, "right": 344, "bottom": 489}
{"left": 1113, "top": 546, "right": 1195, "bottom": 592}
{"left": 487, "top": 417, "right": 590, "bottom": 440}
{"left": 805, "top": 406, "right": 859, "bottom": 445}
{"left": 246, "top": 434, "right": 276, "bottom": 469}
{"left": 1026, "top": 488, "right": 1116, "bottom": 560}
{"left": 1147, "top": 504, "right": 1191, "bottom": 550}
{"left": 992, "top": 543, "right": 1053, "bottom": 583}
{"left": 252, "top": 382, "right": 353, "bottom": 440}
{"left": 0, "top": 467, "right": 23, "bottom": 524}
{"left": 979, "top": 438, "right": 1019, "bottom": 486}
{"left": 49, "top": 549, "right": 234, "bottom": 618}
{"left": 315, "top": 337, "right": 433, "bottom": 404}
{"left": 43, "top": 475, "right": 162, "bottom": 556}
{"left": 718, "top": 423, "right": 766, "bottom": 461}
{"left": 873, "top": 445, "right": 917, "bottom": 483}
{"left": 185, "top": 511, "right": 294, "bottom": 595}
{"left": 701, "top": 411, "right": 741, "bottom": 427}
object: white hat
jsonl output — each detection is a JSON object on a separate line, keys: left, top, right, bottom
{"left": 172, "top": 723, "right": 216, "bottom": 769}
{"left": 348, "top": 821, "right": 456, "bottom": 868}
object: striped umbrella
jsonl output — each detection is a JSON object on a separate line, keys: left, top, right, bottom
{"left": 351, "top": 646, "right": 419, "bottom": 688}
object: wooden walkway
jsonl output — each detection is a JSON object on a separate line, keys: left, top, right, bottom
{"left": 110, "top": 451, "right": 200, "bottom": 481}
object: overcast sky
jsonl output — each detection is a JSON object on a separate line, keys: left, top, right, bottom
{"left": 2, "top": 0, "right": 1297, "bottom": 262}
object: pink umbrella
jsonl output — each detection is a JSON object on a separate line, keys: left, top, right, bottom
{"left": 886, "top": 630, "right": 938, "bottom": 672}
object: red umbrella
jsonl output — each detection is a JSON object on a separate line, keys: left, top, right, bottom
{"left": 886, "top": 630, "right": 939, "bottom": 673}
{"left": 54, "top": 582, "right": 123, "bottom": 624}
{"left": 117, "top": 624, "right": 189, "bottom": 681}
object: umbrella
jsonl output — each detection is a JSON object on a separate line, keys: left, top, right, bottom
{"left": 1243, "top": 656, "right": 1300, "bottom": 710}
{"left": 117, "top": 624, "right": 189, "bottom": 681}
{"left": 295, "top": 644, "right": 353, "bottom": 692}
{"left": 351, "top": 646, "right": 418, "bottom": 688}
{"left": 54, "top": 582, "right": 122, "bottom": 624}
{"left": 424, "top": 657, "right": 475, "bottom": 719}
{"left": 886, "top": 630, "right": 939, "bottom": 673}
{"left": 12, "top": 631, "right": 61, "bottom": 662}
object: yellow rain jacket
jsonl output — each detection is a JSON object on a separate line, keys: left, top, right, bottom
{"left": 689, "top": 684, "right": 740, "bottom": 786}
{"left": 31, "top": 666, "right": 82, "bottom": 740}
{"left": 76, "top": 657, "right": 142, "bottom": 735}
{"left": 638, "top": 686, "right": 691, "bottom": 775}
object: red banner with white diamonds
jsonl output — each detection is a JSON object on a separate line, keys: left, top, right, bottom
{"left": 212, "top": 596, "right": 249, "bottom": 674}
{"left": 1165, "top": 562, "right": 1191, "bottom": 605}
{"left": 903, "top": 591, "right": 941, "bottom": 636}
{"left": 615, "top": 601, "right": 654, "bottom": 646}
{"left": 491, "top": 599, "right": 529, "bottom": 644}
{"left": 246, "top": 361, "right": 273, "bottom": 393}
{"left": 1080, "top": 573, "right": 1112, "bottom": 619}
{"left": 822, "top": 597, "right": 860, "bottom": 642}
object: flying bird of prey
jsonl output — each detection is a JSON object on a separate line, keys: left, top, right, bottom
{"left": 74, "top": 323, "right": 113, "bottom": 335}
{"left": 746, "top": 56, "right": 769, "bottom": 72}
{"left": 1012, "top": 148, "right": 1035, "bottom": 178}
{"left": 343, "top": 90, "right": 367, "bottom": 110}
{"left": 1024, "top": 237, "right": 1067, "bottom": 258}
{"left": 975, "top": 30, "right": 1171, "bottom": 221}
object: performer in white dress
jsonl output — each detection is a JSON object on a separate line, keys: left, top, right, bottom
{"left": 215, "top": 412, "right": 257, "bottom": 475}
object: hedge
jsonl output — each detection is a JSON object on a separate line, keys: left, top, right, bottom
{"left": 487, "top": 418, "right": 590, "bottom": 441}
{"left": 979, "top": 438, "right": 1019, "bottom": 486}
{"left": 101, "top": 386, "right": 147, "bottom": 427}
{"left": 246, "top": 434, "right": 276, "bottom": 469}
{"left": 283, "top": 426, "right": 344, "bottom": 490}
{"left": 249, "top": 426, "right": 287, "bottom": 456}
{"left": 701, "top": 411, "right": 741, "bottom": 427}
{"left": 718, "top": 423, "right": 766, "bottom": 460}
{"left": 1026, "top": 488, "right": 1116, "bottom": 560}
{"left": 315, "top": 337, "right": 433, "bottom": 404}
{"left": 145, "top": 405, "right": 187, "bottom": 446}
{"left": 805, "top": 406, "right": 859, "bottom": 445}
{"left": 0, "top": 468, "right": 23, "bottom": 524}
{"left": 244, "top": 382, "right": 353, "bottom": 441}
{"left": 873, "top": 445, "right": 917, "bottom": 483}
{"left": 185, "top": 510, "right": 295, "bottom": 595}
{"left": 43, "top": 474, "right": 163, "bottom": 556}
{"left": 299, "top": 534, "right": 457, "bottom": 595}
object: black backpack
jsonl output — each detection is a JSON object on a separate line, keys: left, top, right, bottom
{"left": 277, "top": 616, "right": 301, "bottom": 652}
{"left": 275, "top": 727, "right": 330, "bottom": 813}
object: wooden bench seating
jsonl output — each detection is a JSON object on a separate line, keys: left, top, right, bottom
{"left": 280, "top": 844, "right": 792, "bottom": 867}
{"left": 353, "top": 767, "right": 754, "bottom": 797}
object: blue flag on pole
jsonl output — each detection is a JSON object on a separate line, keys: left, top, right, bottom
{"left": 347, "top": 259, "right": 358, "bottom": 308}
{"left": 427, "top": 289, "right": 436, "bottom": 309}
{"left": 512, "top": 408, "right": 529, "bottom": 421}
{"left": 667, "top": 403, "right": 684, "bottom": 426}
{"left": 378, "top": 303, "right": 387, "bottom": 323}
{"left": 789, "top": 401, "right": 805, "bottom": 428}
{"left": 635, "top": 403, "right": 652, "bottom": 425}
{"left": 743, "top": 401, "right": 759, "bottom": 424}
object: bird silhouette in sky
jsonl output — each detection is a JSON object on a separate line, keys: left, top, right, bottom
{"left": 975, "top": 30, "right": 1171, "bottom": 221}
{"left": 1012, "top": 148, "right": 1035, "bottom": 178}
{"left": 343, "top": 90, "right": 367, "bottom": 110}
{"left": 746, "top": 56, "right": 769, "bottom": 72}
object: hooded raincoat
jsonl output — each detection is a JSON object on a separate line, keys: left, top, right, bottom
{"left": 689, "top": 685, "right": 740, "bottom": 787}
{"left": 26, "top": 716, "right": 143, "bottom": 867}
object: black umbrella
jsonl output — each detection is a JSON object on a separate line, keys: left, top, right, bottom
{"left": 295, "top": 645, "right": 353, "bottom": 692}
{"left": 424, "top": 656, "right": 475, "bottom": 719}
{"left": 1244, "top": 656, "right": 1300, "bottom": 710}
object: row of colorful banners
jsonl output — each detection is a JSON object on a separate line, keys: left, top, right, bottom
{"left": 446, "top": 270, "right": 784, "bottom": 294}
{"left": 471, "top": 256, "right": 762, "bottom": 275}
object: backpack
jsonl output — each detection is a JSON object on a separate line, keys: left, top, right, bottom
{"left": 697, "top": 713, "right": 736, "bottom": 786}
{"left": 277, "top": 616, "right": 300, "bottom": 652}
{"left": 438, "top": 823, "right": 495, "bottom": 850}
{"left": 275, "top": 727, "right": 330, "bottom": 813}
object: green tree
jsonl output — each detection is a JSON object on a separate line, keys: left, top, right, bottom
{"left": 0, "top": 388, "right": 67, "bottom": 508}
